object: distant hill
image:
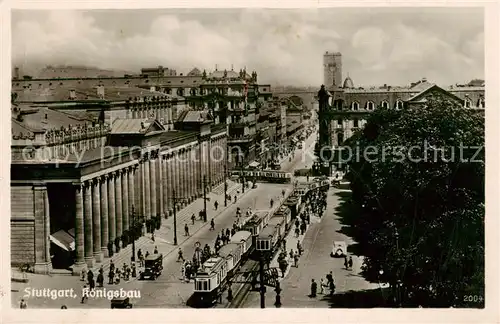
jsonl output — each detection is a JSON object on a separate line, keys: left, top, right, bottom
{"left": 34, "top": 65, "right": 136, "bottom": 79}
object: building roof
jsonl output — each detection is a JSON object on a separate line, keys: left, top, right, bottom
{"left": 406, "top": 84, "right": 464, "bottom": 104}
{"left": 177, "top": 110, "right": 213, "bottom": 123}
{"left": 12, "top": 106, "right": 91, "bottom": 135}
{"left": 187, "top": 67, "right": 202, "bottom": 76}
{"left": 111, "top": 118, "right": 165, "bottom": 135}
{"left": 208, "top": 69, "right": 240, "bottom": 79}
{"left": 13, "top": 86, "right": 173, "bottom": 103}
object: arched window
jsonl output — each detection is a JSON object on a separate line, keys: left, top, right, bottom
{"left": 477, "top": 97, "right": 485, "bottom": 108}
{"left": 464, "top": 99, "right": 471, "bottom": 108}
{"left": 352, "top": 101, "right": 359, "bottom": 111}
{"left": 366, "top": 101, "right": 375, "bottom": 110}
{"left": 381, "top": 100, "right": 389, "bottom": 109}
{"left": 395, "top": 100, "right": 403, "bottom": 110}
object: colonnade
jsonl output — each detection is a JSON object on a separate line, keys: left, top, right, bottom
{"left": 73, "top": 135, "right": 228, "bottom": 270}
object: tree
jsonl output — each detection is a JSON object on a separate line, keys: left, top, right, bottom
{"left": 345, "top": 94, "right": 484, "bottom": 307}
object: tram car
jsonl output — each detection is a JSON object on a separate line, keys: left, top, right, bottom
{"left": 243, "top": 211, "right": 270, "bottom": 237}
{"left": 267, "top": 215, "right": 286, "bottom": 240}
{"left": 257, "top": 225, "right": 281, "bottom": 252}
{"left": 192, "top": 257, "right": 227, "bottom": 307}
{"left": 218, "top": 243, "right": 243, "bottom": 276}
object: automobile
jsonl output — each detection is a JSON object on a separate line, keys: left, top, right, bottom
{"left": 110, "top": 297, "right": 133, "bottom": 309}
{"left": 331, "top": 241, "right": 347, "bottom": 257}
{"left": 140, "top": 254, "right": 163, "bottom": 280}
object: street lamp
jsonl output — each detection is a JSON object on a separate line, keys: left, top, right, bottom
{"left": 170, "top": 190, "right": 190, "bottom": 246}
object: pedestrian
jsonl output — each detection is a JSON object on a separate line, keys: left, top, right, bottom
{"left": 87, "top": 270, "right": 94, "bottom": 289}
{"left": 225, "top": 228, "right": 230, "bottom": 239}
{"left": 348, "top": 256, "right": 353, "bottom": 270}
{"left": 344, "top": 255, "right": 349, "bottom": 270}
{"left": 108, "top": 269, "right": 114, "bottom": 284}
{"left": 177, "top": 249, "right": 184, "bottom": 262}
{"left": 234, "top": 195, "right": 237, "bottom": 203}
{"left": 319, "top": 278, "right": 325, "bottom": 294}
{"left": 151, "top": 232, "right": 155, "bottom": 242}
{"left": 214, "top": 200, "right": 219, "bottom": 210}
{"left": 184, "top": 223, "right": 190, "bottom": 236}
{"left": 154, "top": 246, "right": 158, "bottom": 254}
{"left": 289, "top": 249, "right": 294, "bottom": 260}
{"left": 97, "top": 271, "right": 104, "bottom": 287}
{"left": 282, "top": 189, "right": 285, "bottom": 197}
{"left": 145, "top": 251, "right": 150, "bottom": 258}
{"left": 210, "top": 218, "right": 215, "bottom": 230}
{"left": 80, "top": 268, "right": 87, "bottom": 282}
{"left": 270, "top": 198, "right": 274, "bottom": 208}
{"left": 115, "top": 269, "right": 121, "bottom": 284}
{"left": 295, "top": 226, "right": 300, "bottom": 238}
{"left": 19, "top": 299, "right": 27, "bottom": 309}
{"left": 191, "top": 213, "right": 195, "bottom": 225}
{"left": 310, "top": 279, "right": 317, "bottom": 297}
{"left": 294, "top": 253, "right": 299, "bottom": 268}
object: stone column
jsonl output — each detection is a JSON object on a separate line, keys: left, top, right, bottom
{"left": 128, "top": 166, "right": 136, "bottom": 217}
{"left": 187, "top": 148, "right": 193, "bottom": 201}
{"left": 161, "top": 155, "right": 168, "bottom": 215}
{"left": 150, "top": 155, "right": 157, "bottom": 218}
{"left": 108, "top": 173, "right": 116, "bottom": 246}
{"left": 100, "top": 175, "right": 109, "bottom": 257}
{"left": 115, "top": 171, "right": 123, "bottom": 239}
{"left": 195, "top": 144, "right": 201, "bottom": 197}
{"left": 73, "top": 184, "right": 86, "bottom": 275}
{"left": 33, "top": 184, "right": 52, "bottom": 274}
{"left": 173, "top": 152, "right": 180, "bottom": 210}
{"left": 178, "top": 150, "right": 185, "bottom": 205}
{"left": 92, "top": 178, "right": 102, "bottom": 262}
{"left": 144, "top": 156, "right": 151, "bottom": 219}
{"left": 166, "top": 155, "right": 173, "bottom": 215}
{"left": 122, "top": 169, "right": 129, "bottom": 232}
{"left": 140, "top": 160, "right": 145, "bottom": 216}
{"left": 83, "top": 181, "right": 94, "bottom": 268}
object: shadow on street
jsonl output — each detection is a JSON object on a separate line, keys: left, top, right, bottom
{"left": 320, "top": 287, "right": 393, "bottom": 308}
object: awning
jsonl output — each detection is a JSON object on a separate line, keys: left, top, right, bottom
{"left": 50, "top": 230, "right": 75, "bottom": 252}
{"left": 249, "top": 161, "right": 260, "bottom": 168}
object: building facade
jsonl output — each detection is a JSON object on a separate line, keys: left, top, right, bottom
{"left": 317, "top": 51, "right": 485, "bottom": 175}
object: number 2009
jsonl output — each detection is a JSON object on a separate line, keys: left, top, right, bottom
{"left": 463, "top": 295, "right": 483, "bottom": 302}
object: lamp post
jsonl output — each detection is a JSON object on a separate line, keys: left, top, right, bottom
{"left": 395, "top": 229, "right": 401, "bottom": 307}
{"left": 224, "top": 164, "right": 228, "bottom": 207}
{"left": 202, "top": 175, "right": 208, "bottom": 222}
{"left": 170, "top": 190, "right": 189, "bottom": 245}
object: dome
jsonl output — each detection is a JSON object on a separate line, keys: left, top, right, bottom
{"left": 343, "top": 76, "right": 354, "bottom": 88}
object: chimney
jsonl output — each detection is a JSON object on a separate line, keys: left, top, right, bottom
{"left": 69, "top": 89, "right": 76, "bottom": 100}
{"left": 97, "top": 85, "right": 105, "bottom": 98}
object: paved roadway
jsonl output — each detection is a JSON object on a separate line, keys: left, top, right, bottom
{"left": 239, "top": 187, "right": 378, "bottom": 308}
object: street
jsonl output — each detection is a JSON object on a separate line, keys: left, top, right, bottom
{"left": 239, "top": 187, "right": 378, "bottom": 308}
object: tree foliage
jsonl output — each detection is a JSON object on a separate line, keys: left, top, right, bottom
{"left": 344, "top": 94, "right": 484, "bottom": 307}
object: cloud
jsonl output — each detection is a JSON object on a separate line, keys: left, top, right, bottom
{"left": 12, "top": 9, "right": 484, "bottom": 87}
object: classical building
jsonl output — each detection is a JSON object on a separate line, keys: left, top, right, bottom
{"left": 317, "top": 51, "right": 485, "bottom": 175}
{"left": 11, "top": 96, "right": 226, "bottom": 274}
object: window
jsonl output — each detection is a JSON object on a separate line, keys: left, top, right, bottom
{"left": 352, "top": 102, "right": 359, "bottom": 110}
{"left": 353, "top": 119, "right": 359, "bottom": 128}
{"left": 395, "top": 100, "right": 403, "bottom": 110}
{"left": 464, "top": 99, "right": 471, "bottom": 108}
{"left": 381, "top": 101, "right": 389, "bottom": 109}
{"left": 181, "top": 80, "right": 184, "bottom": 84}
{"left": 366, "top": 101, "right": 375, "bottom": 110}
{"left": 337, "top": 119, "right": 343, "bottom": 127}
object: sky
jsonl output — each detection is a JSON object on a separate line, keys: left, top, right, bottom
{"left": 12, "top": 8, "right": 484, "bottom": 87}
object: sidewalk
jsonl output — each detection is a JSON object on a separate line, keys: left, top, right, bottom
{"left": 269, "top": 214, "right": 320, "bottom": 281}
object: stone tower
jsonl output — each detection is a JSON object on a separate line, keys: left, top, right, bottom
{"left": 323, "top": 51, "right": 342, "bottom": 88}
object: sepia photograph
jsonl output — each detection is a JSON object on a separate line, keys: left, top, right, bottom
{"left": 7, "top": 5, "right": 489, "bottom": 313}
